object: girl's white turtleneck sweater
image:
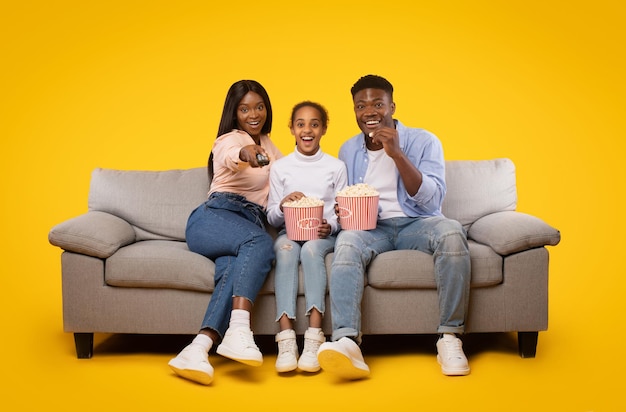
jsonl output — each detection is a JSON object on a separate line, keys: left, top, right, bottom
{"left": 267, "top": 148, "right": 347, "bottom": 234}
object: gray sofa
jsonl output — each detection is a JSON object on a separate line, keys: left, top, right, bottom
{"left": 48, "top": 158, "right": 561, "bottom": 359}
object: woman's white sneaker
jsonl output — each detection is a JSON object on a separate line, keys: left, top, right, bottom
{"left": 168, "top": 343, "right": 214, "bottom": 385}
{"left": 216, "top": 326, "right": 263, "bottom": 366}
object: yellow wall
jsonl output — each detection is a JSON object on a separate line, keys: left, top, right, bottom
{"left": 2, "top": 1, "right": 624, "bottom": 410}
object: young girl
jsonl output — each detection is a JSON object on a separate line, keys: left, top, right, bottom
{"left": 169, "top": 80, "right": 283, "bottom": 385}
{"left": 267, "top": 101, "right": 347, "bottom": 373}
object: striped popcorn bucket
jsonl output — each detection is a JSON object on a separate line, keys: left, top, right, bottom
{"left": 336, "top": 195, "right": 379, "bottom": 230}
{"left": 283, "top": 205, "right": 324, "bottom": 241}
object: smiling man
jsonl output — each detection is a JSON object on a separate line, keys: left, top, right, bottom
{"left": 316, "top": 74, "right": 472, "bottom": 379}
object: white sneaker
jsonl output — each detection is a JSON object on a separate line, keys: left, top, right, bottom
{"left": 297, "top": 328, "right": 325, "bottom": 372}
{"left": 317, "top": 337, "right": 370, "bottom": 380}
{"left": 436, "top": 333, "right": 470, "bottom": 376}
{"left": 275, "top": 329, "right": 298, "bottom": 372}
{"left": 216, "top": 326, "right": 263, "bottom": 366}
{"left": 168, "top": 343, "right": 214, "bottom": 385}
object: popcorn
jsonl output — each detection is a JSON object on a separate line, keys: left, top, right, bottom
{"left": 283, "top": 196, "right": 324, "bottom": 208}
{"left": 283, "top": 197, "right": 324, "bottom": 241}
{"left": 336, "top": 184, "right": 379, "bottom": 230}
{"left": 336, "top": 183, "right": 379, "bottom": 197}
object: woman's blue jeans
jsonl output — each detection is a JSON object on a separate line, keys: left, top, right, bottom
{"left": 329, "top": 216, "right": 471, "bottom": 344}
{"left": 185, "top": 192, "right": 275, "bottom": 339}
{"left": 273, "top": 232, "right": 336, "bottom": 322}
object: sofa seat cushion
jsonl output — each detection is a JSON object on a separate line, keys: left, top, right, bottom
{"left": 105, "top": 240, "right": 215, "bottom": 292}
{"left": 366, "top": 241, "right": 502, "bottom": 289}
{"left": 262, "top": 241, "right": 502, "bottom": 295}
{"left": 105, "top": 240, "right": 501, "bottom": 294}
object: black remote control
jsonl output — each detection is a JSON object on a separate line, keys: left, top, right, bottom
{"left": 256, "top": 153, "right": 270, "bottom": 166}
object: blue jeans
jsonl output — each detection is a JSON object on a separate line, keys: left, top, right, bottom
{"left": 273, "top": 231, "right": 336, "bottom": 322}
{"left": 329, "top": 216, "right": 471, "bottom": 344}
{"left": 185, "top": 192, "right": 275, "bottom": 339}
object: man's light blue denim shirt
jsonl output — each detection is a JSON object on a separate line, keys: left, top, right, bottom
{"left": 337, "top": 120, "right": 446, "bottom": 218}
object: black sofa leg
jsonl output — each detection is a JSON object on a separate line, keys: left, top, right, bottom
{"left": 518, "top": 331, "right": 538, "bottom": 358}
{"left": 74, "top": 333, "right": 94, "bottom": 359}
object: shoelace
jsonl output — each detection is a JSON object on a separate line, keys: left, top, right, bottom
{"left": 278, "top": 338, "right": 297, "bottom": 356}
{"left": 442, "top": 338, "right": 464, "bottom": 360}
{"left": 302, "top": 337, "right": 322, "bottom": 355}
{"left": 237, "top": 328, "right": 259, "bottom": 350}
{"left": 185, "top": 344, "right": 208, "bottom": 361}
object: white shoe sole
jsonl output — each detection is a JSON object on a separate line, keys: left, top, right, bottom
{"left": 216, "top": 344, "right": 263, "bottom": 366}
{"left": 168, "top": 360, "right": 213, "bottom": 385}
{"left": 297, "top": 361, "right": 321, "bottom": 373}
{"left": 317, "top": 347, "right": 370, "bottom": 380}
{"left": 275, "top": 361, "right": 298, "bottom": 373}
{"left": 437, "top": 355, "right": 470, "bottom": 376}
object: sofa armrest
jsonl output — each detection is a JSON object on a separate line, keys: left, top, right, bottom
{"left": 468, "top": 211, "right": 561, "bottom": 255}
{"left": 48, "top": 211, "right": 136, "bottom": 258}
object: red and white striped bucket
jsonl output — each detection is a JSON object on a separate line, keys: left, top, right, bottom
{"left": 283, "top": 205, "right": 324, "bottom": 241}
{"left": 336, "top": 195, "right": 379, "bottom": 230}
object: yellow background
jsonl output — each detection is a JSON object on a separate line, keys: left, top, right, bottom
{"left": 1, "top": 1, "right": 624, "bottom": 410}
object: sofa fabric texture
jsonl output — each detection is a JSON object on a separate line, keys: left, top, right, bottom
{"left": 49, "top": 158, "right": 561, "bottom": 358}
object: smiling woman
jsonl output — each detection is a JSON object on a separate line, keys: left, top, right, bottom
{"left": 168, "top": 79, "right": 284, "bottom": 385}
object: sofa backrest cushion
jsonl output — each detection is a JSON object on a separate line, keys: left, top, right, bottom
{"left": 88, "top": 167, "right": 209, "bottom": 241}
{"left": 442, "top": 158, "right": 517, "bottom": 228}
{"left": 86, "top": 158, "right": 515, "bottom": 241}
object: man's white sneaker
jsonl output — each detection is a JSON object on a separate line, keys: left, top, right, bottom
{"left": 216, "top": 326, "right": 263, "bottom": 366}
{"left": 275, "top": 329, "right": 298, "bottom": 372}
{"left": 436, "top": 333, "right": 470, "bottom": 376}
{"left": 168, "top": 343, "right": 214, "bottom": 385}
{"left": 297, "top": 328, "right": 325, "bottom": 372}
{"left": 317, "top": 337, "right": 370, "bottom": 380}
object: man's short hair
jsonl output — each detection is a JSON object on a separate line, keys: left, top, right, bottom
{"left": 351, "top": 74, "right": 394, "bottom": 99}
